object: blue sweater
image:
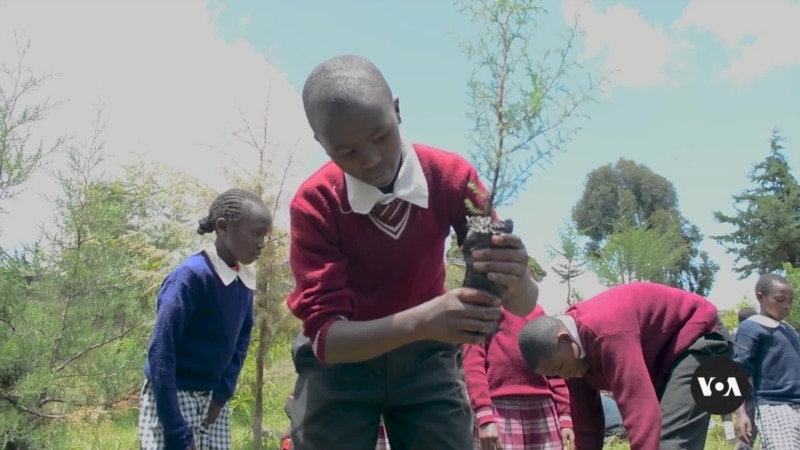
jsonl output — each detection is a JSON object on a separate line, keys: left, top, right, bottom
{"left": 734, "top": 315, "right": 800, "bottom": 406}
{"left": 144, "top": 252, "right": 254, "bottom": 449}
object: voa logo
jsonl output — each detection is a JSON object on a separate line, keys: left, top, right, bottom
{"left": 690, "top": 356, "right": 750, "bottom": 415}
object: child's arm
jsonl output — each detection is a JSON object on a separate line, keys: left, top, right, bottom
{"left": 565, "top": 378, "right": 605, "bottom": 450}
{"left": 733, "top": 324, "right": 760, "bottom": 377}
{"left": 462, "top": 343, "right": 495, "bottom": 427}
{"left": 212, "top": 294, "right": 254, "bottom": 407}
{"left": 287, "top": 200, "right": 500, "bottom": 365}
{"left": 546, "top": 376, "right": 573, "bottom": 431}
{"left": 148, "top": 272, "right": 201, "bottom": 450}
{"left": 598, "top": 332, "right": 662, "bottom": 450}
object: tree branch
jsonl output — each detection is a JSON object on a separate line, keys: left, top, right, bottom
{"left": 53, "top": 320, "right": 144, "bottom": 373}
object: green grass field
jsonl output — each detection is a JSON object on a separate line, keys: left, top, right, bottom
{"left": 42, "top": 351, "right": 746, "bottom": 450}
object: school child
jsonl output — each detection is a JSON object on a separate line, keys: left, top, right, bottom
{"left": 734, "top": 274, "right": 800, "bottom": 450}
{"left": 734, "top": 307, "right": 759, "bottom": 450}
{"left": 286, "top": 54, "right": 538, "bottom": 450}
{"left": 464, "top": 305, "right": 573, "bottom": 450}
{"left": 518, "top": 282, "right": 733, "bottom": 450}
{"left": 138, "top": 189, "right": 272, "bottom": 450}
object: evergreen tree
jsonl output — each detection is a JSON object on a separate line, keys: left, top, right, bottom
{"left": 714, "top": 131, "right": 800, "bottom": 277}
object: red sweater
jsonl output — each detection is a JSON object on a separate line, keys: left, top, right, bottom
{"left": 286, "top": 144, "right": 486, "bottom": 364}
{"left": 463, "top": 305, "right": 572, "bottom": 429}
{"left": 564, "top": 283, "right": 719, "bottom": 450}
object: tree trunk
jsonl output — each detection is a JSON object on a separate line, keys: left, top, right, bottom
{"left": 252, "top": 317, "right": 270, "bottom": 450}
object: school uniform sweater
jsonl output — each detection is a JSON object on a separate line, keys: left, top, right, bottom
{"left": 562, "top": 282, "right": 719, "bottom": 450}
{"left": 144, "top": 250, "right": 255, "bottom": 449}
{"left": 464, "top": 305, "right": 572, "bottom": 429}
{"left": 734, "top": 315, "right": 800, "bottom": 406}
{"left": 286, "top": 142, "right": 486, "bottom": 364}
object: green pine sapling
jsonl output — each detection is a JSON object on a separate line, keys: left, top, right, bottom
{"left": 456, "top": 0, "right": 598, "bottom": 302}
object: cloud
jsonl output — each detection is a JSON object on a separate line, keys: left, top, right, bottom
{"left": 0, "top": 0, "right": 315, "bottom": 246}
{"left": 563, "top": 0, "right": 690, "bottom": 88}
{"left": 675, "top": 0, "right": 800, "bottom": 84}
{"left": 238, "top": 13, "right": 252, "bottom": 28}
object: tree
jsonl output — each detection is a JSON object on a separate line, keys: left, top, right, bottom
{"left": 784, "top": 263, "right": 800, "bottom": 330}
{"left": 0, "top": 37, "right": 67, "bottom": 211}
{"left": 572, "top": 158, "right": 719, "bottom": 296}
{"left": 548, "top": 223, "right": 585, "bottom": 305}
{"left": 587, "top": 217, "right": 687, "bottom": 287}
{"left": 0, "top": 113, "right": 190, "bottom": 447}
{"left": 222, "top": 107, "right": 298, "bottom": 450}
{"left": 713, "top": 131, "right": 800, "bottom": 278}
{"left": 455, "top": 0, "right": 596, "bottom": 295}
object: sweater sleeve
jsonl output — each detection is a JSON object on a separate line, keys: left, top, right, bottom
{"left": 286, "top": 198, "right": 354, "bottom": 364}
{"left": 212, "top": 292, "right": 254, "bottom": 406}
{"left": 147, "top": 270, "right": 201, "bottom": 449}
{"left": 597, "top": 332, "right": 662, "bottom": 450}
{"left": 546, "top": 376, "right": 573, "bottom": 429}
{"left": 733, "top": 323, "right": 761, "bottom": 377}
{"left": 567, "top": 378, "right": 605, "bottom": 450}
{"left": 462, "top": 342, "right": 495, "bottom": 426}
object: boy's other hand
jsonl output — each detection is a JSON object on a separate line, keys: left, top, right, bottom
{"left": 478, "top": 422, "right": 503, "bottom": 450}
{"left": 471, "top": 233, "right": 535, "bottom": 311}
{"left": 417, "top": 288, "right": 502, "bottom": 344}
{"left": 736, "top": 413, "right": 752, "bottom": 444}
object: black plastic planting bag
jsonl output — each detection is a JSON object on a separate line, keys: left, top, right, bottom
{"left": 461, "top": 216, "right": 514, "bottom": 298}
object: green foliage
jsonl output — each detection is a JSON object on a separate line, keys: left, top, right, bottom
{"left": 714, "top": 131, "right": 800, "bottom": 278}
{"left": 548, "top": 223, "right": 585, "bottom": 305}
{"left": 783, "top": 263, "right": 800, "bottom": 330}
{"left": 0, "top": 37, "right": 66, "bottom": 210}
{"left": 587, "top": 217, "right": 688, "bottom": 287}
{"left": 456, "top": 0, "right": 597, "bottom": 214}
{"left": 572, "top": 158, "right": 719, "bottom": 296}
{"left": 721, "top": 298, "right": 758, "bottom": 332}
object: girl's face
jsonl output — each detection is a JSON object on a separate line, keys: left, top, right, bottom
{"left": 219, "top": 202, "right": 272, "bottom": 265}
{"left": 757, "top": 281, "right": 794, "bottom": 322}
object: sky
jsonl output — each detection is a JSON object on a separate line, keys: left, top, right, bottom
{"left": 1, "top": 0, "right": 799, "bottom": 315}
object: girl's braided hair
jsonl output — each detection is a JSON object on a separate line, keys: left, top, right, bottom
{"left": 197, "top": 189, "right": 265, "bottom": 235}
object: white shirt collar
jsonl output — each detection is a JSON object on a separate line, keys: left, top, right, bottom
{"left": 745, "top": 314, "right": 797, "bottom": 333}
{"left": 345, "top": 137, "right": 429, "bottom": 215}
{"left": 202, "top": 246, "right": 257, "bottom": 290}
{"left": 557, "top": 314, "right": 586, "bottom": 358}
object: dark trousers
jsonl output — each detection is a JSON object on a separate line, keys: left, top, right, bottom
{"left": 289, "top": 335, "right": 472, "bottom": 450}
{"left": 657, "top": 326, "right": 734, "bottom": 450}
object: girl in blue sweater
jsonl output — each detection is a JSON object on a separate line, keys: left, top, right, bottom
{"left": 138, "top": 189, "right": 272, "bottom": 450}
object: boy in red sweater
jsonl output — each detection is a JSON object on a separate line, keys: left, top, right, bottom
{"left": 464, "top": 305, "right": 573, "bottom": 450}
{"left": 518, "top": 282, "right": 732, "bottom": 450}
{"left": 286, "top": 55, "right": 538, "bottom": 450}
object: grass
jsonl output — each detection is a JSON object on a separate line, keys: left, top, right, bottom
{"left": 42, "top": 347, "right": 747, "bottom": 450}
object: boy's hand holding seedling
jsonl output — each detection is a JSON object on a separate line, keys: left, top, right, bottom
{"left": 470, "top": 232, "right": 536, "bottom": 317}
{"left": 416, "top": 288, "right": 503, "bottom": 344}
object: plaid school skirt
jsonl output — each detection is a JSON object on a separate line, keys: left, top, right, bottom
{"left": 473, "top": 396, "right": 562, "bottom": 450}
{"left": 376, "top": 417, "right": 390, "bottom": 450}
{"left": 756, "top": 403, "right": 800, "bottom": 450}
{"left": 138, "top": 380, "right": 232, "bottom": 450}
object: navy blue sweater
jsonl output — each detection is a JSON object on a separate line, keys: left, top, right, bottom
{"left": 144, "top": 251, "right": 254, "bottom": 449}
{"left": 734, "top": 315, "right": 800, "bottom": 406}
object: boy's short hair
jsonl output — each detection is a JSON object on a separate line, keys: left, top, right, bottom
{"left": 755, "top": 273, "right": 792, "bottom": 296}
{"left": 737, "top": 307, "right": 758, "bottom": 324}
{"left": 518, "top": 315, "right": 562, "bottom": 370}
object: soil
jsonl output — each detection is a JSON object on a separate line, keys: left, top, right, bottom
{"left": 461, "top": 215, "right": 514, "bottom": 299}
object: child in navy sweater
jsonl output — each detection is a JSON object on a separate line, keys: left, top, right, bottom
{"left": 138, "top": 189, "right": 272, "bottom": 450}
{"left": 518, "top": 283, "right": 732, "bottom": 450}
{"left": 287, "top": 55, "right": 538, "bottom": 450}
{"left": 735, "top": 274, "right": 800, "bottom": 450}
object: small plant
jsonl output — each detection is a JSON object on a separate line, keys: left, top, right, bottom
{"left": 455, "top": 0, "right": 597, "bottom": 300}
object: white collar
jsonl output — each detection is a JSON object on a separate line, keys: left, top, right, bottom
{"left": 557, "top": 314, "right": 586, "bottom": 358}
{"left": 202, "top": 246, "right": 257, "bottom": 290}
{"left": 745, "top": 314, "right": 796, "bottom": 331}
{"left": 344, "top": 137, "right": 429, "bottom": 215}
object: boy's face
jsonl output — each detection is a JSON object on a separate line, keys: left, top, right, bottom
{"left": 533, "top": 332, "right": 589, "bottom": 380}
{"left": 757, "top": 281, "right": 794, "bottom": 322}
{"left": 314, "top": 98, "right": 403, "bottom": 189}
